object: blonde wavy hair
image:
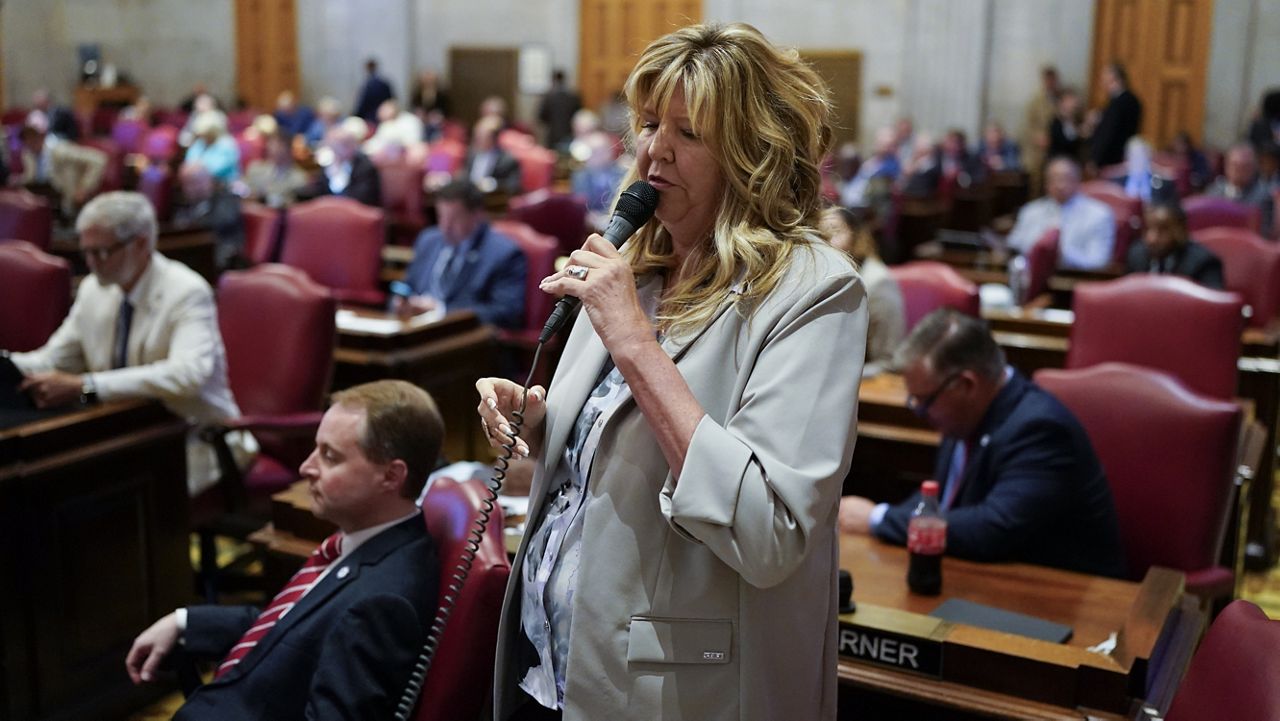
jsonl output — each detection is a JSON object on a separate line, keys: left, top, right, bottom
{"left": 620, "top": 22, "right": 835, "bottom": 337}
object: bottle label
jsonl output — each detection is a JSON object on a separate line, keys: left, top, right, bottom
{"left": 907, "top": 520, "right": 946, "bottom": 555}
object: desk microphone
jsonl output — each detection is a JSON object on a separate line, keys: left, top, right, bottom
{"left": 538, "top": 180, "right": 659, "bottom": 343}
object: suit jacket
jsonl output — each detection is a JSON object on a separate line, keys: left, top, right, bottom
{"left": 298, "top": 152, "right": 383, "bottom": 207}
{"left": 176, "top": 516, "right": 440, "bottom": 720}
{"left": 11, "top": 253, "right": 251, "bottom": 495}
{"left": 1091, "top": 89, "right": 1143, "bottom": 167}
{"left": 1126, "top": 239, "right": 1225, "bottom": 290}
{"left": 1204, "top": 177, "right": 1276, "bottom": 238}
{"left": 494, "top": 241, "right": 868, "bottom": 721}
{"left": 875, "top": 371, "right": 1126, "bottom": 578}
{"left": 463, "top": 149, "right": 523, "bottom": 195}
{"left": 354, "top": 74, "right": 394, "bottom": 122}
{"left": 404, "top": 222, "right": 526, "bottom": 328}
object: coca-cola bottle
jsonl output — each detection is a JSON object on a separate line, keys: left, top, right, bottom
{"left": 907, "top": 480, "right": 946, "bottom": 595}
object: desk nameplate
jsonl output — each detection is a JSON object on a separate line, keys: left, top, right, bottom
{"left": 838, "top": 604, "right": 947, "bottom": 677}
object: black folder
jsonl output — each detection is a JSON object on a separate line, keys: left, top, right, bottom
{"left": 930, "top": 598, "right": 1073, "bottom": 643}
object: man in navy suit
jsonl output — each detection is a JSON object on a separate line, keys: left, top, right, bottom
{"left": 354, "top": 58, "right": 395, "bottom": 123}
{"left": 398, "top": 179, "right": 526, "bottom": 329}
{"left": 840, "top": 310, "right": 1125, "bottom": 578}
{"left": 126, "top": 380, "right": 443, "bottom": 719}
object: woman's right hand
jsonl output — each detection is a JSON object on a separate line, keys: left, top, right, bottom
{"left": 475, "top": 377, "right": 547, "bottom": 459}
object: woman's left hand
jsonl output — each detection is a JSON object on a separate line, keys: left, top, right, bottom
{"left": 539, "top": 234, "right": 655, "bottom": 356}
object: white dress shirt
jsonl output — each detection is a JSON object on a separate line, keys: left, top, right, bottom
{"left": 1007, "top": 194, "right": 1116, "bottom": 270}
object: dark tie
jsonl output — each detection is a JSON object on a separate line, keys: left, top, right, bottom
{"left": 112, "top": 298, "right": 134, "bottom": 369}
{"left": 215, "top": 533, "right": 343, "bottom": 678}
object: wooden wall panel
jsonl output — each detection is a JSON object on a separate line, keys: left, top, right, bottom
{"left": 235, "top": 0, "right": 299, "bottom": 109}
{"left": 578, "top": 0, "right": 702, "bottom": 112}
{"left": 1090, "top": 0, "right": 1214, "bottom": 148}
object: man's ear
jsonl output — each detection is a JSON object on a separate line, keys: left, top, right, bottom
{"left": 382, "top": 459, "right": 409, "bottom": 494}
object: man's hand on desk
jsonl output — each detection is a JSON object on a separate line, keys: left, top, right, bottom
{"left": 391, "top": 294, "right": 438, "bottom": 320}
{"left": 839, "top": 496, "right": 877, "bottom": 535}
{"left": 126, "top": 611, "right": 180, "bottom": 684}
{"left": 18, "top": 370, "right": 82, "bottom": 408}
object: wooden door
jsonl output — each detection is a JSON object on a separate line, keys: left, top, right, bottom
{"left": 234, "top": 0, "right": 299, "bottom": 110}
{"left": 802, "top": 51, "right": 862, "bottom": 147}
{"left": 448, "top": 48, "right": 519, "bottom": 132}
{"left": 578, "top": 0, "right": 702, "bottom": 112}
{"left": 1090, "top": 0, "right": 1214, "bottom": 148}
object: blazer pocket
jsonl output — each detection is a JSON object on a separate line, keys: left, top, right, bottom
{"left": 626, "top": 616, "right": 732, "bottom": 665}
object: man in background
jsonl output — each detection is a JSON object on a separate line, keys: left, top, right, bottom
{"left": 1007, "top": 156, "right": 1116, "bottom": 270}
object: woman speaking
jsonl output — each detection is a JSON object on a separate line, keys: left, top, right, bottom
{"left": 477, "top": 22, "right": 868, "bottom": 721}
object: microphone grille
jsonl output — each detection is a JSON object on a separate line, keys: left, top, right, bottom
{"left": 614, "top": 181, "right": 659, "bottom": 226}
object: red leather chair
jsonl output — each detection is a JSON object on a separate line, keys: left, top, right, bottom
{"left": 110, "top": 117, "right": 149, "bottom": 155}
{"left": 491, "top": 219, "right": 559, "bottom": 348}
{"left": 141, "top": 125, "right": 180, "bottom": 165}
{"left": 377, "top": 160, "right": 428, "bottom": 246}
{"left": 153, "top": 108, "right": 189, "bottom": 129}
{"left": 1183, "top": 194, "right": 1261, "bottom": 233}
{"left": 196, "top": 264, "right": 336, "bottom": 598}
{"left": 138, "top": 164, "right": 174, "bottom": 223}
{"left": 1067, "top": 275, "right": 1244, "bottom": 400}
{"left": 80, "top": 136, "right": 125, "bottom": 192}
{"left": 1165, "top": 600, "right": 1280, "bottom": 721}
{"left": 226, "top": 110, "right": 258, "bottom": 136}
{"left": 0, "top": 189, "right": 54, "bottom": 250}
{"left": 1, "top": 108, "right": 28, "bottom": 128}
{"left": 512, "top": 146, "right": 556, "bottom": 193}
{"left": 1196, "top": 226, "right": 1280, "bottom": 328}
{"left": 409, "top": 475, "right": 511, "bottom": 721}
{"left": 425, "top": 139, "right": 465, "bottom": 175}
{"left": 1023, "top": 228, "right": 1060, "bottom": 302}
{"left": 234, "top": 132, "right": 265, "bottom": 174}
{"left": 280, "top": 196, "right": 387, "bottom": 306}
{"left": 240, "top": 200, "right": 283, "bottom": 265}
{"left": 1079, "top": 180, "right": 1143, "bottom": 263}
{"left": 1035, "top": 363, "right": 1241, "bottom": 601}
{"left": 888, "top": 261, "right": 981, "bottom": 331}
{"left": 0, "top": 240, "right": 71, "bottom": 351}
{"left": 507, "top": 189, "right": 589, "bottom": 257}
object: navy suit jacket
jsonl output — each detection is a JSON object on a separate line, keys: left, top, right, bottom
{"left": 355, "top": 74, "right": 394, "bottom": 122}
{"left": 1091, "top": 89, "right": 1143, "bottom": 167}
{"left": 176, "top": 517, "right": 439, "bottom": 720}
{"left": 1126, "top": 239, "right": 1225, "bottom": 290}
{"left": 875, "top": 371, "right": 1126, "bottom": 578}
{"left": 404, "top": 222, "right": 527, "bottom": 329}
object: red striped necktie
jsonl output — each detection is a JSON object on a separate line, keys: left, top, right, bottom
{"left": 215, "top": 533, "right": 343, "bottom": 679}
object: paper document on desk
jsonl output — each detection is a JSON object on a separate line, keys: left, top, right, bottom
{"left": 335, "top": 307, "right": 444, "bottom": 335}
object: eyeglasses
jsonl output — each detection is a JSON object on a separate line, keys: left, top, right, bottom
{"left": 80, "top": 237, "right": 136, "bottom": 263}
{"left": 906, "top": 371, "right": 962, "bottom": 418}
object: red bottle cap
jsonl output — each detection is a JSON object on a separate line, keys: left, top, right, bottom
{"left": 921, "top": 480, "right": 940, "bottom": 496}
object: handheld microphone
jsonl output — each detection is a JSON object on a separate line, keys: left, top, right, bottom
{"left": 538, "top": 180, "right": 659, "bottom": 343}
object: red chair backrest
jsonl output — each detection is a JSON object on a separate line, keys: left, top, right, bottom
{"left": 1067, "top": 275, "right": 1243, "bottom": 400}
{"left": 80, "top": 136, "right": 124, "bottom": 192}
{"left": 138, "top": 165, "right": 174, "bottom": 223}
{"left": 1196, "top": 226, "right": 1280, "bottom": 327}
{"left": 217, "top": 264, "right": 335, "bottom": 467}
{"left": 110, "top": 118, "right": 149, "bottom": 154}
{"left": 1025, "top": 228, "right": 1059, "bottom": 301}
{"left": 413, "top": 476, "right": 511, "bottom": 721}
{"left": 153, "top": 108, "right": 188, "bottom": 129}
{"left": 507, "top": 189, "right": 589, "bottom": 257}
{"left": 1165, "top": 600, "right": 1280, "bottom": 721}
{"left": 234, "top": 132, "right": 265, "bottom": 174}
{"left": 240, "top": 201, "right": 283, "bottom": 265}
{"left": 491, "top": 219, "right": 559, "bottom": 332}
{"left": 280, "top": 196, "right": 386, "bottom": 305}
{"left": 142, "top": 125, "right": 180, "bottom": 164}
{"left": 377, "top": 161, "right": 427, "bottom": 227}
{"left": 512, "top": 146, "right": 556, "bottom": 193}
{"left": 0, "top": 239, "right": 71, "bottom": 351}
{"left": 226, "top": 110, "right": 258, "bottom": 135}
{"left": 0, "top": 189, "right": 54, "bottom": 250}
{"left": 424, "top": 139, "right": 465, "bottom": 174}
{"left": 1184, "top": 194, "right": 1261, "bottom": 233}
{"left": 1035, "top": 363, "right": 1240, "bottom": 583}
{"left": 1, "top": 108, "right": 28, "bottom": 127}
{"left": 1079, "top": 181, "right": 1142, "bottom": 263}
{"left": 887, "top": 261, "right": 981, "bottom": 331}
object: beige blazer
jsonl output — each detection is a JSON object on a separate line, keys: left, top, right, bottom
{"left": 12, "top": 253, "right": 253, "bottom": 495}
{"left": 494, "top": 241, "right": 868, "bottom": 721}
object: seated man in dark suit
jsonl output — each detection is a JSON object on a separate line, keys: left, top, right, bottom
{"left": 1126, "top": 201, "right": 1225, "bottom": 290}
{"left": 840, "top": 310, "right": 1126, "bottom": 578}
{"left": 126, "top": 379, "right": 443, "bottom": 720}
{"left": 297, "top": 123, "right": 382, "bottom": 207}
{"left": 462, "top": 115, "right": 523, "bottom": 196}
{"left": 396, "top": 179, "right": 526, "bottom": 329}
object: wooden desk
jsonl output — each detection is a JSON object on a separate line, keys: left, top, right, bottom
{"left": 333, "top": 308, "right": 498, "bottom": 460}
{"left": 837, "top": 533, "right": 1203, "bottom": 720}
{"left": 0, "top": 400, "right": 191, "bottom": 721}
{"left": 72, "top": 84, "right": 141, "bottom": 117}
